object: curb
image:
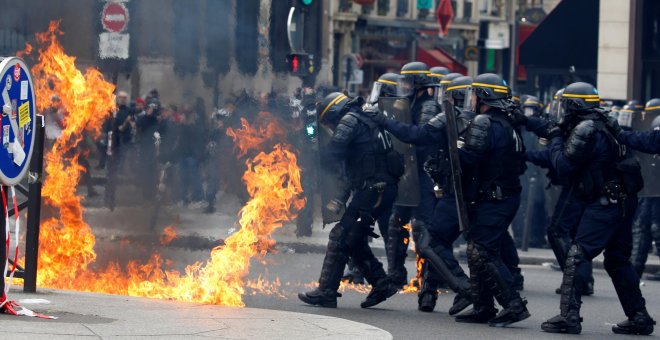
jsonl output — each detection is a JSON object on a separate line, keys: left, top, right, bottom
{"left": 281, "top": 242, "right": 660, "bottom": 275}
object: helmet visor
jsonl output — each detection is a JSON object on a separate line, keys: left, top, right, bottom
{"left": 398, "top": 76, "right": 415, "bottom": 97}
{"left": 524, "top": 107, "right": 535, "bottom": 117}
{"left": 618, "top": 111, "right": 633, "bottom": 128}
{"left": 435, "top": 84, "right": 446, "bottom": 105}
{"left": 367, "top": 81, "right": 382, "bottom": 105}
{"left": 462, "top": 86, "right": 477, "bottom": 113}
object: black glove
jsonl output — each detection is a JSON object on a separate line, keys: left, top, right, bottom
{"left": 365, "top": 108, "right": 387, "bottom": 126}
{"left": 605, "top": 116, "right": 623, "bottom": 137}
{"left": 526, "top": 116, "right": 559, "bottom": 139}
{"left": 506, "top": 102, "right": 527, "bottom": 126}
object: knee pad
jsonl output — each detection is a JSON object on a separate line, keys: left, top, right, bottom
{"left": 411, "top": 220, "right": 428, "bottom": 246}
{"left": 565, "top": 243, "right": 586, "bottom": 272}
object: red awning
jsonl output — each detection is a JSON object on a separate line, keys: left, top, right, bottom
{"left": 416, "top": 47, "right": 468, "bottom": 75}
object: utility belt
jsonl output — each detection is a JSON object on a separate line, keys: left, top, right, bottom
{"left": 477, "top": 184, "right": 521, "bottom": 202}
{"left": 597, "top": 180, "right": 627, "bottom": 206}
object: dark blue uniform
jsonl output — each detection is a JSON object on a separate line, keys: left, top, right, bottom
{"left": 631, "top": 197, "right": 660, "bottom": 277}
{"left": 384, "top": 107, "right": 527, "bottom": 315}
{"left": 617, "top": 130, "right": 660, "bottom": 154}
{"left": 302, "top": 104, "right": 401, "bottom": 307}
{"left": 535, "top": 119, "right": 647, "bottom": 324}
{"left": 526, "top": 127, "right": 595, "bottom": 294}
{"left": 387, "top": 92, "right": 439, "bottom": 286}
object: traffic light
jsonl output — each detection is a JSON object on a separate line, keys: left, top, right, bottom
{"left": 286, "top": 53, "right": 311, "bottom": 76}
{"left": 300, "top": 0, "right": 313, "bottom": 5}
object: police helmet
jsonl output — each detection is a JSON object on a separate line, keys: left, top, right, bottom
{"left": 445, "top": 76, "right": 473, "bottom": 106}
{"left": 429, "top": 66, "right": 450, "bottom": 85}
{"left": 367, "top": 73, "right": 401, "bottom": 104}
{"left": 400, "top": 61, "right": 431, "bottom": 96}
{"left": 465, "top": 73, "right": 510, "bottom": 112}
{"left": 523, "top": 96, "right": 542, "bottom": 117}
{"left": 318, "top": 92, "right": 350, "bottom": 126}
{"left": 627, "top": 100, "right": 645, "bottom": 111}
{"left": 436, "top": 72, "right": 463, "bottom": 103}
{"left": 645, "top": 98, "right": 660, "bottom": 113}
{"left": 652, "top": 115, "right": 660, "bottom": 130}
{"left": 561, "top": 82, "right": 600, "bottom": 112}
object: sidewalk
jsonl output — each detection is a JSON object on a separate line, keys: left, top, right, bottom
{"left": 0, "top": 289, "right": 391, "bottom": 339}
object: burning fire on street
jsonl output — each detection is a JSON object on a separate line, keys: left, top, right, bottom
{"left": 18, "top": 21, "right": 311, "bottom": 306}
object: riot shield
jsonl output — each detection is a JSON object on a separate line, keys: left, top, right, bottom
{"left": 632, "top": 110, "right": 660, "bottom": 197}
{"left": 443, "top": 100, "right": 470, "bottom": 231}
{"left": 317, "top": 124, "right": 347, "bottom": 225}
{"left": 378, "top": 96, "right": 420, "bottom": 206}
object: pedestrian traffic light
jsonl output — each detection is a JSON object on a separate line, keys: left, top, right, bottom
{"left": 286, "top": 53, "right": 310, "bottom": 76}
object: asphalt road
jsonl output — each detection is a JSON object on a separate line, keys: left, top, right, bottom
{"left": 243, "top": 252, "right": 659, "bottom": 339}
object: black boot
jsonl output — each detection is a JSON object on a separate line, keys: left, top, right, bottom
{"left": 297, "top": 289, "right": 341, "bottom": 308}
{"left": 341, "top": 259, "right": 365, "bottom": 285}
{"left": 418, "top": 263, "right": 438, "bottom": 312}
{"left": 512, "top": 269, "right": 524, "bottom": 291}
{"left": 541, "top": 311, "right": 583, "bottom": 334}
{"left": 612, "top": 310, "right": 656, "bottom": 335}
{"left": 455, "top": 307, "right": 498, "bottom": 324}
{"left": 386, "top": 215, "right": 408, "bottom": 288}
{"left": 299, "top": 224, "right": 349, "bottom": 308}
{"left": 418, "top": 290, "right": 437, "bottom": 312}
{"left": 488, "top": 298, "right": 531, "bottom": 327}
{"left": 448, "top": 292, "right": 473, "bottom": 316}
{"left": 360, "top": 277, "right": 398, "bottom": 308}
{"left": 458, "top": 242, "right": 496, "bottom": 324}
{"left": 542, "top": 244, "right": 584, "bottom": 334}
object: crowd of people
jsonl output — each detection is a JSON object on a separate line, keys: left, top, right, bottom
{"left": 297, "top": 61, "right": 660, "bottom": 336}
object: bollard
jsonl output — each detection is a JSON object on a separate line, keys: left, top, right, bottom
{"left": 23, "top": 115, "right": 45, "bottom": 293}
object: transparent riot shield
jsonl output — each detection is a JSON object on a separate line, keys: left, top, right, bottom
{"left": 378, "top": 96, "right": 420, "bottom": 206}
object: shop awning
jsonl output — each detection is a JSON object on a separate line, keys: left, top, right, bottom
{"left": 416, "top": 47, "right": 468, "bottom": 75}
{"left": 520, "top": 0, "right": 599, "bottom": 70}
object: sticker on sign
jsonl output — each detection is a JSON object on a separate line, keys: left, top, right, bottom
{"left": 102, "top": 2, "right": 129, "bottom": 33}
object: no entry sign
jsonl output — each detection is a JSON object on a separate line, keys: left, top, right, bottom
{"left": 102, "top": 2, "right": 129, "bottom": 33}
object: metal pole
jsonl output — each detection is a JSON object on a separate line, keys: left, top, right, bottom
{"left": 24, "top": 115, "right": 45, "bottom": 293}
{"left": 521, "top": 176, "right": 536, "bottom": 251}
{"left": 508, "top": 0, "right": 518, "bottom": 88}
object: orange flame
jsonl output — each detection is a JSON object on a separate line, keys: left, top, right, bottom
{"left": 25, "top": 21, "right": 115, "bottom": 288}
{"left": 159, "top": 226, "right": 178, "bottom": 246}
{"left": 21, "top": 22, "right": 305, "bottom": 306}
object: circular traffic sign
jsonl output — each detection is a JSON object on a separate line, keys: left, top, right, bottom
{"left": 0, "top": 57, "right": 36, "bottom": 186}
{"left": 102, "top": 2, "right": 129, "bottom": 33}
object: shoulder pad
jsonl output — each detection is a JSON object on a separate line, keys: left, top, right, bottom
{"left": 420, "top": 100, "right": 440, "bottom": 125}
{"left": 564, "top": 120, "right": 597, "bottom": 162}
{"left": 464, "top": 114, "right": 491, "bottom": 152}
{"left": 334, "top": 113, "right": 360, "bottom": 144}
{"left": 428, "top": 113, "right": 446, "bottom": 129}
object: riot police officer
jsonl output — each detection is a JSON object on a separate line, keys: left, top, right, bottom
{"left": 622, "top": 99, "right": 660, "bottom": 279}
{"left": 342, "top": 73, "right": 401, "bottom": 284}
{"left": 298, "top": 92, "right": 403, "bottom": 309}
{"left": 524, "top": 82, "right": 654, "bottom": 335}
{"left": 413, "top": 75, "right": 475, "bottom": 315}
{"left": 373, "top": 73, "right": 531, "bottom": 326}
{"left": 512, "top": 96, "right": 548, "bottom": 248}
{"left": 386, "top": 62, "right": 441, "bottom": 288}
{"left": 609, "top": 98, "right": 660, "bottom": 154}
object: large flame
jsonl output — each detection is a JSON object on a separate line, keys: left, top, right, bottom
{"left": 28, "top": 21, "right": 115, "bottom": 287}
{"left": 20, "top": 21, "right": 305, "bottom": 306}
